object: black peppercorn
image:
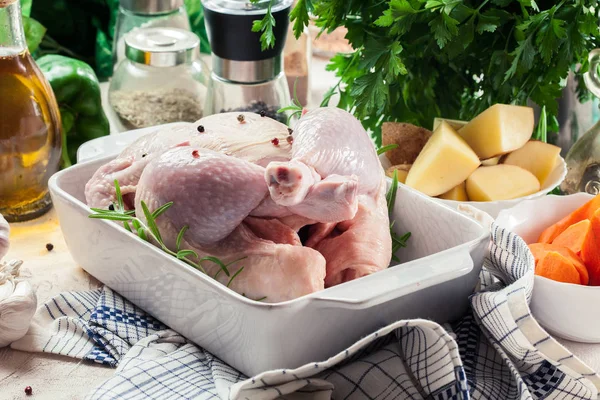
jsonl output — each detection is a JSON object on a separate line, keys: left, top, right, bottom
{"left": 259, "top": 110, "right": 266, "bottom": 117}
{"left": 237, "top": 114, "right": 245, "bottom": 123}
{"left": 142, "top": 153, "right": 147, "bottom": 158}
{"left": 108, "top": 204, "right": 114, "bottom": 211}
{"left": 46, "top": 243, "right": 54, "bottom": 252}
{"left": 287, "top": 128, "right": 293, "bottom": 135}
{"left": 197, "top": 125, "right": 205, "bottom": 133}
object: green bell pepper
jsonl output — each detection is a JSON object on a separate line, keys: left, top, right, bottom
{"left": 37, "top": 54, "right": 110, "bottom": 168}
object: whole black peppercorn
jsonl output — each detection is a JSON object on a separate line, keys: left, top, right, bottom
{"left": 197, "top": 125, "right": 205, "bottom": 133}
{"left": 46, "top": 243, "right": 54, "bottom": 252}
{"left": 287, "top": 128, "right": 293, "bottom": 135}
{"left": 237, "top": 114, "right": 245, "bottom": 123}
{"left": 259, "top": 110, "right": 266, "bottom": 118}
{"left": 108, "top": 204, "right": 114, "bottom": 211}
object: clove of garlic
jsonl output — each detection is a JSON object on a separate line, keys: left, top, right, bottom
{"left": 0, "top": 260, "right": 37, "bottom": 348}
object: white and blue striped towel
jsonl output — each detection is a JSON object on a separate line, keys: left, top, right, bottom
{"left": 11, "top": 222, "right": 600, "bottom": 399}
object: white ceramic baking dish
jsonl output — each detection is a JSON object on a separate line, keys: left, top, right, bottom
{"left": 49, "top": 155, "right": 489, "bottom": 376}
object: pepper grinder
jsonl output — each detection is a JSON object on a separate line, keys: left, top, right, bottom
{"left": 202, "top": 0, "right": 293, "bottom": 123}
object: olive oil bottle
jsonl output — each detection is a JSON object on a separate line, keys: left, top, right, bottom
{"left": 0, "top": 0, "right": 61, "bottom": 221}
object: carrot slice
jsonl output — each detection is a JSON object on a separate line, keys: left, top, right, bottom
{"left": 528, "top": 243, "right": 589, "bottom": 285}
{"left": 535, "top": 251, "right": 581, "bottom": 284}
{"left": 538, "top": 194, "right": 600, "bottom": 243}
{"left": 552, "top": 219, "right": 591, "bottom": 255}
{"left": 584, "top": 209, "right": 600, "bottom": 286}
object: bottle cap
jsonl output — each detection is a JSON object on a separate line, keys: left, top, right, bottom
{"left": 125, "top": 27, "right": 200, "bottom": 67}
{"left": 120, "top": 0, "right": 184, "bottom": 14}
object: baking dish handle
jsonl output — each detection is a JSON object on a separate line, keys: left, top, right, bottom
{"left": 311, "top": 247, "right": 474, "bottom": 309}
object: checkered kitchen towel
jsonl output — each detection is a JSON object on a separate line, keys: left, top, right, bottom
{"left": 11, "top": 221, "right": 600, "bottom": 399}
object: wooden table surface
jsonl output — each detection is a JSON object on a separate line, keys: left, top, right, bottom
{"left": 0, "top": 209, "right": 114, "bottom": 400}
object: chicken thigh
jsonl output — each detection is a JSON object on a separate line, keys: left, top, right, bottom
{"left": 136, "top": 146, "right": 326, "bottom": 301}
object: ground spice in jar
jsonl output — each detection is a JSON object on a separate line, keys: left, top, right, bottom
{"left": 110, "top": 88, "right": 203, "bottom": 129}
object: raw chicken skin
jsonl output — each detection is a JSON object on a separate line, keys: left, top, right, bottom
{"left": 309, "top": 185, "right": 392, "bottom": 287}
{"left": 264, "top": 107, "right": 383, "bottom": 222}
{"left": 85, "top": 109, "right": 392, "bottom": 302}
{"left": 85, "top": 113, "right": 291, "bottom": 208}
{"left": 136, "top": 146, "right": 268, "bottom": 245}
{"left": 136, "top": 146, "right": 325, "bottom": 301}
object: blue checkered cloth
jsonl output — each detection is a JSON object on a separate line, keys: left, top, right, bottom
{"left": 10, "top": 222, "right": 600, "bottom": 399}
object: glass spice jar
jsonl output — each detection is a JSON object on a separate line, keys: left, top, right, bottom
{"left": 112, "top": 0, "right": 191, "bottom": 71}
{"left": 0, "top": 0, "right": 62, "bottom": 222}
{"left": 108, "top": 27, "right": 209, "bottom": 131}
{"left": 283, "top": 23, "right": 311, "bottom": 107}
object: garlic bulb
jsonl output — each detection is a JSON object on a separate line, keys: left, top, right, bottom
{"left": 0, "top": 213, "right": 8, "bottom": 260}
{"left": 0, "top": 259, "right": 37, "bottom": 348}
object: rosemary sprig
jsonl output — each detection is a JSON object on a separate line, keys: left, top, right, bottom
{"left": 532, "top": 105, "right": 547, "bottom": 143}
{"left": 386, "top": 170, "right": 411, "bottom": 262}
{"left": 377, "top": 144, "right": 398, "bottom": 156}
{"left": 88, "top": 180, "right": 264, "bottom": 299}
{"left": 277, "top": 78, "right": 303, "bottom": 124}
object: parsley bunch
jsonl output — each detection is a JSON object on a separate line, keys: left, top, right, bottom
{"left": 281, "top": 0, "right": 600, "bottom": 145}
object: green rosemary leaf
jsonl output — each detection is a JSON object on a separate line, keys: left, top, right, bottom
{"left": 201, "top": 255, "right": 231, "bottom": 277}
{"left": 292, "top": 78, "right": 301, "bottom": 107}
{"left": 123, "top": 221, "right": 132, "bottom": 232}
{"left": 176, "top": 225, "right": 189, "bottom": 251}
{"left": 151, "top": 202, "right": 173, "bottom": 219}
{"left": 90, "top": 207, "right": 114, "bottom": 214}
{"left": 141, "top": 201, "right": 162, "bottom": 243}
{"left": 227, "top": 267, "right": 245, "bottom": 288}
{"left": 278, "top": 105, "right": 303, "bottom": 113}
{"left": 533, "top": 105, "right": 547, "bottom": 143}
{"left": 254, "top": 296, "right": 267, "bottom": 302}
{"left": 89, "top": 214, "right": 134, "bottom": 221}
{"left": 377, "top": 144, "right": 399, "bottom": 155}
{"left": 386, "top": 169, "right": 399, "bottom": 213}
{"left": 132, "top": 219, "right": 142, "bottom": 230}
{"left": 177, "top": 249, "right": 199, "bottom": 259}
{"left": 137, "top": 227, "right": 148, "bottom": 241}
{"left": 113, "top": 179, "right": 125, "bottom": 211}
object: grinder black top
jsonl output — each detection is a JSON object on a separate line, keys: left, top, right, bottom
{"left": 202, "top": 0, "right": 292, "bottom": 83}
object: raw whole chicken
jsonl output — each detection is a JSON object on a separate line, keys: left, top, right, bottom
{"left": 85, "top": 108, "right": 392, "bottom": 302}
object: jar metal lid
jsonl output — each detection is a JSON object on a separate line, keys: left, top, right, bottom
{"left": 120, "top": 0, "right": 184, "bottom": 14}
{"left": 125, "top": 27, "right": 199, "bottom": 67}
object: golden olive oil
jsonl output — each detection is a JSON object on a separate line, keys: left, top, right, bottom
{"left": 0, "top": 51, "right": 61, "bottom": 221}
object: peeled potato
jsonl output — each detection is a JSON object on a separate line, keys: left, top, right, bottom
{"left": 405, "top": 121, "right": 480, "bottom": 196}
{"left": 385, "top": 164, "right": 411, "bottom": 183}
{"left": 503, "top": 140, "right": 561, "bottom": 186}
{"left": 438, "top": 182, "right": 468, "bottom": 201}
{"left": 466, "top": 165, "right": 540, "bottom": 201}
{"left": 458, "top": 104, "right": 534, "bottom": 159}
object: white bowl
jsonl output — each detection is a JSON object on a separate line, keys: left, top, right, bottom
{"left": 380, "top": 154, "right": 567, "bottom": 219}
{"left": 495, "top": 192, "right": 600, "bottom": 343}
